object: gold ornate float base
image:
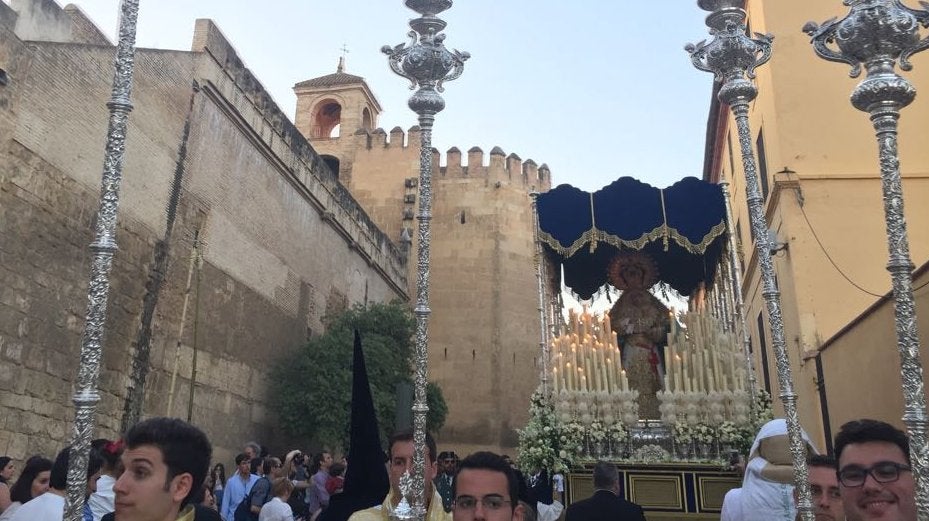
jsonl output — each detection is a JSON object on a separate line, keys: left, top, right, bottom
{"left": 567, "top": 462, "right": 740, "bottom": 520}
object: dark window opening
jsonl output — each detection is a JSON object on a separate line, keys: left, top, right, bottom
{"left": 757, "top": 130, "right": 770, "bottom": 200}
{"left": 460, "top": 211, "right": 466, "bottom": 224}
{"left": 727, "top": 132, "right": 736, "bottom": 178}
{"left": 757, "top": 312, "right": 772, "bottom": 393}
{"left": 362, "top": 107, "right": 373, "bottom": 130}
{"left": 321, "top": 155, "right": 340, "bottom": 178}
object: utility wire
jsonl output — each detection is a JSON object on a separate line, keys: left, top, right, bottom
{"left": 798, "top": 203, "right": 929, "bottom": 297}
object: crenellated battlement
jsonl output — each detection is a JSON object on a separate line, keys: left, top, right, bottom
{"left": 440, "top": 144, "right": 551, "bottom": 191}
{"left": 350, "top": 125, "right": 551, "bottom": 191}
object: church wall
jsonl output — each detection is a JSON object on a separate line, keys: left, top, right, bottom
{"left": 0, "top": 7, "right": 406, "bottom": 465}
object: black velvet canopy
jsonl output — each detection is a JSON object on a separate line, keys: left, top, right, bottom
{"left": 537, "top": 176, "right": 728, "bottom": 299}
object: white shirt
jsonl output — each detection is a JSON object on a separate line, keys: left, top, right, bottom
{"left": 552, "top": 473, "right": 565, "bottom": 493}
{"left": 258, "top": 497, "right": 294, "bottom": 521}
{"left": 0, "top": 502, "right": 23, "bottom": 521}
{"left": 88, "top": 474, "right": 116, "bottom": 521}
{"left": 720, "top": 488, "right": 743, "bottom": 521}
{"left": 9, "top": 491, "right": 65, "bottom": 521}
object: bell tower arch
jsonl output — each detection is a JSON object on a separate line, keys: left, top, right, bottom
{"left": 294, "top": 58, "right": 382, "bottom": 183}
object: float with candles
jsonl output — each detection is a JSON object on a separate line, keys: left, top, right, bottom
{"left": 522, "top": 177, "right": 770, "bottom": 519}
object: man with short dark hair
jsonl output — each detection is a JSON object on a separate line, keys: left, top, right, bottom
{"left": 795, "top": 455, "right": 843, "bottom": 521}
{"left": 563, "top": 461, "right": 644, "bottom": 521}
{"left": 348, "top": 429, "right": 449, "bottom": 521}
{"left": 10, "top": 446, "right": 103, "bottom": 521}
{"left": 110, "top": 417, "right": 211, "bottom": 521}
{"left": 834, "top": 419, "right": 914, "bottom": 521}
{"left": 307, "top": 451, "right": 333, "bottom": 516}
{"left": 451, "top": 451, "right": 525, "bottom": 521}
{"left": 221, "top": 453, "right": 258, "bottom": 521}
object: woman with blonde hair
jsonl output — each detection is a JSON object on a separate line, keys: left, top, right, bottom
{"left": 259, "top": 477, "right": 295, "bottom": 521}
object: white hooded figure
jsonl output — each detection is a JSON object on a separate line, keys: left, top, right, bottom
{"left": 721, "top": 419, "right": 818, "bottom": 521}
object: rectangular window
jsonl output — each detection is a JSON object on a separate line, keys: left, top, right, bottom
{"left": 757, "top": 130, "right": 770, "bottom": 200}
{"left": 757, "top": 312, "right": 772, "bottom": 393}
{"left": 727, "top": 132, "right": 736, "bottom": 178}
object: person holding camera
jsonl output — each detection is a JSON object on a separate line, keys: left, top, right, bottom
{"left": 282, "top": 450, "right": 311, "bottom": 520}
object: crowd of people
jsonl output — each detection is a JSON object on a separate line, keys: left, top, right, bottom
{"left": 0, "top": 415, "right": 916, "bottom": 521}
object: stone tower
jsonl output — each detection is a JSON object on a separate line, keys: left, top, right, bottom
{"left": 294, "top": 57, "right": 381, "bottom": 185}
{"left": 294, "top": 67, "right": 552, "bottom": 453}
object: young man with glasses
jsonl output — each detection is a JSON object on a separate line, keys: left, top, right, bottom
{"left": 563, "top": 461, "right": 644, "bottom": 521}
{"left": 794, "top": 455, "right": 844, "bottom": 521}
{"left": 451, "top": 452, "right": 525, "bottom": 521}
{"left": 834, "top": 419, "right": 914, "bottom": 521}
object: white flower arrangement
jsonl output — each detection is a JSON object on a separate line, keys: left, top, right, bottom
{"left": 693, "top": 423, "right": 715, "bottom": 444}
{"left": 633, "top": 444, "right": 671, "bottom": 464}
{"left": 672, "top": 422, "right": 693, "bottom": 445}
{"left": 753, "top": 389, "right": 774, "bottom": 429}
{"left": 608, "top": 422, "right": 628, "bottom": 443}
{"left": 717, "top": 421, "right": 741, "bottom": 444}
{"left": 589, "top": 420, "right": 607, "bottom": 442}
{"left": 516, "top": 388, "right": 576, "bottom": 474}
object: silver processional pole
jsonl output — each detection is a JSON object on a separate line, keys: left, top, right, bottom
{"left": 382, "top": 1, "right": 469, "bottom": 518}
{"left": 686, "top": 1, "right": 815, "bottom": 520}
{"left": 64, "top": 1, "right": 141, "bottom": 520}
{"left": 805, "top": 2, "right": 929, "bottom": 518}
{"left": 530, "top": 193, "right": 551, "bottom": 399}
{"left": 720, "top": 176, "right": 759, "bottom": 417}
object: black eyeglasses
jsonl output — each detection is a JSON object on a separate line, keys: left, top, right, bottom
{"left": 453, "top": 495, "right": 511, "bottom": 511}
{"left": 838, "top": 461, "right": 912, "bottom": 487}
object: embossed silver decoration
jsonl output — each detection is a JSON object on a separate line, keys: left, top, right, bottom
{"left": 530, "top": 192, "right": 552, "bottom": 398}
{"left": 64, "top": 1, "right": 141, "bottom": 520}
{"left": 388, "top": 471, "right": 415, "bottom": 521}
{"left": 383, "top": 2, "right": 468, "bottom": 518}
{"left": 720, "top": 178, "right": 759, "bottom": 413}
{"left": 805, "top": 2, "right": 929, "bottom": 517}
{"left": 687, "top": 2, "right": 814, "bottom": 520}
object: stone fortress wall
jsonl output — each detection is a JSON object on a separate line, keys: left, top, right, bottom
{"left": 0, "top": 0, "right": 406, "bottom": 464}
{"left": 301, "top": 106, "right": 553, "bottom": 451}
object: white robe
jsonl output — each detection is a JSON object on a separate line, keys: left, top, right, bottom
{"left": 738, "top": 419, "right": 818, "bottom": 521}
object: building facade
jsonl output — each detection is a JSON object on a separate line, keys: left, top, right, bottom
{"left": 704, "top": 0, "right": 929, "bottom": 451}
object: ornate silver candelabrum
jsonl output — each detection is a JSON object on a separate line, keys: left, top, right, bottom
{"left": 383, "top": 2, "right": 468, "bottom": 518}
{"left": 63, "top": 1, "right": 141, "bottom": 520}
{"left": 805, "top": 2, "right": 929, "bottom": 518}
{"left": 686, "top": 2, "right": 814, "bottom": 520}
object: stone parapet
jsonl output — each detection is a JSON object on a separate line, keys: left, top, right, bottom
{"left": 191, "top": 19, "right": 407, "bottom": 295}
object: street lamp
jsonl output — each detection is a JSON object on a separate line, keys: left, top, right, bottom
{"left": 805, "top": 2, "right": 929, "bottom": 518}
{"left": 382, "top": 1, "right": 469, "bottom": 518}
{"left": 686, "top": 1, "right": 815, "bottom": 520}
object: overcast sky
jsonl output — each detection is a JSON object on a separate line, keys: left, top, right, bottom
{"left": 56, "top": 0, "right": 718, "bottom": 192}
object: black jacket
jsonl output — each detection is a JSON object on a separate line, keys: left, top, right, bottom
{"left": 564, "top": 490, "right": 646, "bottom": 521}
